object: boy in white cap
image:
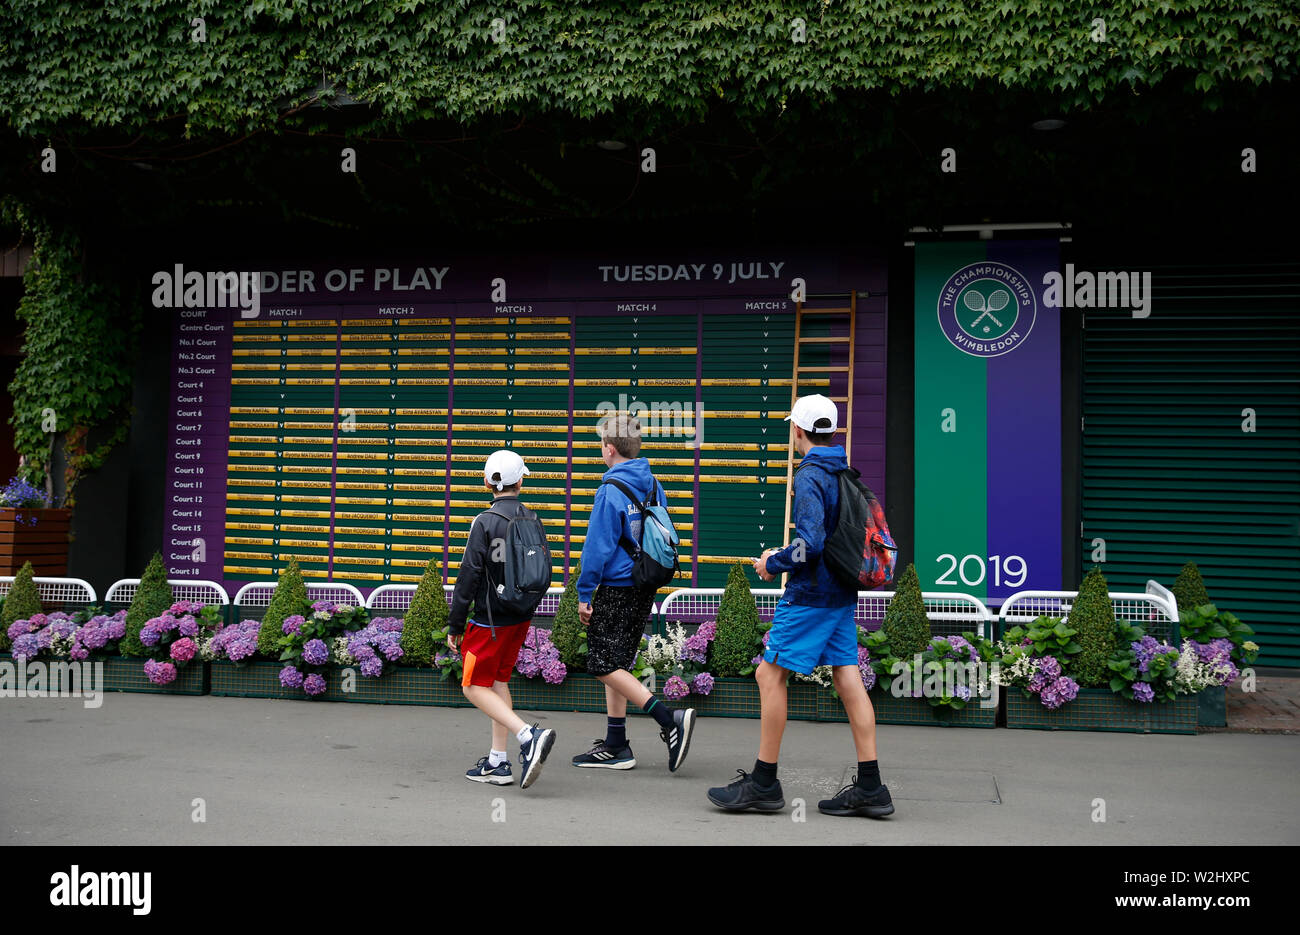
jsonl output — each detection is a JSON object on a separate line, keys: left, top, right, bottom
{"left": 706, "top": 394, "right": 892, "bottom": 818}
{"left": 447, "top": 449, "right": 556, "bottom": 789}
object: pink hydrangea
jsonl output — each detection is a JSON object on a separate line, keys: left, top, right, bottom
{"left": 168, "top": 637, "right": 197, "bottom": 662}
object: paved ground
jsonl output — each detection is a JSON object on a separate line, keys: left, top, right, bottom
{"left": 1224, "top": 675, "right": 1300, "bottom": 734}
{"left": 3, "top": 692, "right": 1297, "bottom": 845}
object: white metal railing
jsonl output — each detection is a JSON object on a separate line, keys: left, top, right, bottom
{"left": 105, "top": 578, "right": 230, "bottom": 606}
{"left": 657, "top": 588, "right": 995, "bottom": 638}
{"left": 0, "top": 575, "right": 97, "bottom": 606}
{"left": 999, "top": 588, "right": 1179, "bottom": 640}
{"left": 233, "top": 581, "right": 367, "bottom": 619}
{"left": 364, "top": 584, "right": 652, "bottom": 620}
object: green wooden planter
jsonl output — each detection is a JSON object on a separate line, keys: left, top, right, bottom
{"left": 508, "top": 672, "right": 608, "bottom": 712}
{"left": 1006, "top": 687, "right": 1197, "bottom": 734}
{"left": 1197, "top": 686, "right": 1227, "bottom": 728}
{"left": 816, "top": 686, "right": 998, "bottom": 727}
{"left": 101, "top": 657, "right": 209, "bottom": 695}
{"left": 209, "top": 660, "right": 470, "bottom": 706}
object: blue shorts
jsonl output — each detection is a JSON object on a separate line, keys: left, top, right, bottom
{"left": 762, "top": 600, "right": 859, "bottom": 675}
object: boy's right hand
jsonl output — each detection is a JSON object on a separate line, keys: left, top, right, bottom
{"left": 579, "top": 601, "right": 592, "bottom": 624}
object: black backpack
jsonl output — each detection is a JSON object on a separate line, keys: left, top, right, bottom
{"left": 483, "top": 504, "right": 552, "bottom": 620}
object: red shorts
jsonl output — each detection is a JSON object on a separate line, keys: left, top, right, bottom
{"left": 460, "top": 622, "right": 531, "bottom": 688}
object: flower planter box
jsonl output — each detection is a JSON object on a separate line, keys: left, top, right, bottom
{"left": 209, "top": 660, "right": 471, "bottom": 706}
{"left": 1197, "top": 686, "right": 1227, "bottom": 728}
{"left": 1006, "top": 686, "right": 1197, "bottom": 734}
{"left": 508, "top": 672, "right": 608, "bottom": 712}
{"left": 101, "top": 657, "right": 209, "bottom": 695}
{"left": 0, "top": 507, "right": 71, "bottom": 576}
{"left": 817, "top": 687, "right": 998, "bottom": 727}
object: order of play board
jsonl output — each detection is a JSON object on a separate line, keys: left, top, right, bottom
{"left": 164, "top": 253, "right": 886, "bottom": 596}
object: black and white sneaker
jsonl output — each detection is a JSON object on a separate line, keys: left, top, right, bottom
{"left": 818, "top": 778, "right": 894, "bottom": 818}
{"left": 661, "top": 707, "right": 696, "bottom": 772}
{"left": 571, "top": 739, "right": 637, "bottom": 769}
{"left": 706, "top": 769, "right": 785, "bottom": 812}
{"left": 465, "top": 756, "right": 514, "bottom": 786}
{"left": 518, "top": 724, "right": 556, "bottom": 790}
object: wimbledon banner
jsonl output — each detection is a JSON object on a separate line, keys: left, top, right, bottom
{"left": 914, "top": 240, "right": 1062, "bottom": 603}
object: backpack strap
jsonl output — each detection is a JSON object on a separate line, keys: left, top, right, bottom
{"left": 602, "top": 478, "right": 651, "bottom": 559}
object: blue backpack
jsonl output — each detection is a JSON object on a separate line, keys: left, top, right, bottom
{"left": 602, "top": 478, "right": 680, "bottom": 589}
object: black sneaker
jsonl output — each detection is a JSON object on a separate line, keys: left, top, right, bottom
{"left": 818, "top": 777, "right": 895, "bottom": 818}
{"left": 571, "top": 739, "right": 637, "bottom": 769}
{"left": 518, "top": 724, "right": 556, "bottom": 790}
{"left": 707, "top": 769, "right": 785, "bottom": 812}
{"left": 661, "top": 707, "right": 696, "bottom": 772}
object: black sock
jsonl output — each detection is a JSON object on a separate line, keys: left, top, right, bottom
{"left": 642, "top": 696, "right": 676, "bottom": 730}
{"left": 753, "top": 759, "right": 778, "bottom": 786}
{"left": 605, "top": 717, "right": 627, "bottom": 748}
{"left": 857, "top": 760, "right": 881, "bottom": 790}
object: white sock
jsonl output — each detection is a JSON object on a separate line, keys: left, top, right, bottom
{"left": 488, "top": 749, "right": 508, "bottom": 768}
{"left": 516, "top": 725, "right": 534, "bottom": 744}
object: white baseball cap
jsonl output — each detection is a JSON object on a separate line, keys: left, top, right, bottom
{"left": 484, "top": 450, "right": 530, "bottom": 490}
{"left": 784, "top": 394, "right": 839, "bottom": 433}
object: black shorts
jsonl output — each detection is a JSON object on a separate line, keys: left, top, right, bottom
{"left": 585, "top": 583, "right": 657, "bottom": 677}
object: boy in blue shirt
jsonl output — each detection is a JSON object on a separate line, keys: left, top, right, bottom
{"left": 706, "top": 395, "right": 893, "bottom": 818}
{"left": 572, "top": 413, "right": 696, "bottom": 772}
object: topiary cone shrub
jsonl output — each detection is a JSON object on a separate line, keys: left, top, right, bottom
{"left": 120, "top": 552, "right": 174, "bottom": 657}
{"left": 1171, "top": 561, "right": 1211, "bottom": 616}
{"left": 551, "top": 560, "right": 584, "bottom": 670}
{"left": 1, "top": 560, "right": 43, "bottom": 651}
{"left": 882, "top": 563, "right": 930, "bottom": 660}
{"left": 711, "top": 562, "right": 763, "bottom": 677}
{"left": 400, "top": 558, "right": 446, "bottom": 666}
{"left": 256, "top": 559, "right": 308, "bottom": 657}
{"left": 1069, "top": 566, "right": 1118, "bottom": 688}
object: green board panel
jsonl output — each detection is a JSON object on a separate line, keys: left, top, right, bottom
{"left": 1081, "top": 261, "right": 1300, "bottom": 667}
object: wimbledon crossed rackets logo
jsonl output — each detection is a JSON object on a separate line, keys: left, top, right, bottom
{"left": 937, "top": 263, "right": 1037, "bottom": 358}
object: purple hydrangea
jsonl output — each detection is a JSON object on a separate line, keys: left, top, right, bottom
{"left": 359, "top": 655, "right": 384, "bottom": 678}
{"left": 169, "top": 600, "right": 205, "bottom": 615}
{"left": 143, "top": 659, "right": 177, "bottom": 685}
{"left": 10, "top": 633, "right": 40, "bottom": 659}
{"left": 303, "top": 673, "right": 327, "bottom": 696}
{"left": 857, "top": 646, "right": 876, "bottom": 691}
{"left": 281, "top": 615, "right": 305, "bottom": 635}
{"left": 105, "top": 614, "right": 126, "bottom": 640}
{"left": 1037, "top": 656, "right": 1062, "bottom": 680}
{"left": 169, "top": 637, "right": 197, "bottom": 662}
{"left": 663, "top": 675, "right": 690, "bottom": 701}
{"left": 279, "top": 665, "right": 304, "bottom": 688}
{"left": 1132, "top": 681, "right": 1155, "bottom": 703}
{"left": 1056, "top": 676, "right": 1079, "bottom": 704}
{"left": 301, "top": 639, "right": 329, "bottom": 666}
{"left": 691, "top": 672, "right": 715, "bottom": 695}
{"left": 211, "top": 620, "right": 261, "bottom": 661}
{"left": 516, "top": 626, "right": 566, "bottom": 684}
{"left": 139, "top": 623, "right": 162, "bottom": 647}
{"left": 178, "top": 616, "right": 199, "bottom": 638}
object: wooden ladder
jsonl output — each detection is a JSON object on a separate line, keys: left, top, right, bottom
{"left": 782, "top": 292, "right": 857, "bottom": 550}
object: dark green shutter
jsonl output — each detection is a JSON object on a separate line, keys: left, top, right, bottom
{"left": 1082, "top": 262, "right": 1300, "bottom": 667}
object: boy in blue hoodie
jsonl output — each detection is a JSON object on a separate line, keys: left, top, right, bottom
{"left": 706, "top": 394, "right": 893, "bottom": 818}
{"left": 572, "top": 413, "right": 696, "bottom": 772}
